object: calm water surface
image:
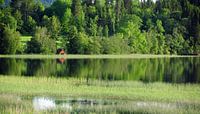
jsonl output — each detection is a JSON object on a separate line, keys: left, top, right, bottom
{"left": 0, "top": 57, "right": 199, "bottom": 83}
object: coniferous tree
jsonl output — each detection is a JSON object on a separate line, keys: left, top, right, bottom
{"left": 72, "top": 0, "right": 85, "bottom": 32}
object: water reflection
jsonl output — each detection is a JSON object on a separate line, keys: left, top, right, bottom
{"left": 0, "top": 57, "right": 199, "bottom": 83}
{"left": 33, "top": 97, "right": 56, "bottom": 111}
{"left": 33, "top": 97, "right": 116, "bottom": 112}
{"left": 57, "top": 58, "right": 66, "bottom": 64}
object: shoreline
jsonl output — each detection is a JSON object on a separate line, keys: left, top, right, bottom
{"left": 0, "top": 54, "right": 199, "bottom": 59}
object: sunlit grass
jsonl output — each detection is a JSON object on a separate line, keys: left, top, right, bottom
{"left": 0, "top": 76, "right": 200, "bottom": 113}
{"left": 0, "top": 76, "right": 200, "bottom": 103}
{"left": 20, "top": 36, "right": 32, "bottom": 42}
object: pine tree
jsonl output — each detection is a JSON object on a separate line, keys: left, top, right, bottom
{"left": 72, "top": 0, "right": 85, "bottom": 32}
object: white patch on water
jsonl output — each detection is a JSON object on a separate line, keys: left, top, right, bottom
{"left": 33, "top": 97, "right": 56, "bottom": 111}
{"left": 32, "top": 97, "right": 178, "bottom": 112}
{"left": 136, "top": 101, "right": 176, "bottom": 109}
{"left": 33, "top": 97, "right": 73, "bottom": 111}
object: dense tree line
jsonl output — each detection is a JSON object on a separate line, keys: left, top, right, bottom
{"left": 0, "top": 0, "right": 199, "bottom": 54}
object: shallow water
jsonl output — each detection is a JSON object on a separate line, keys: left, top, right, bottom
{"left": 1, "top": 96, "right": 199, "bottom": 113}
{"left": 0, "top": 57, "right": 199, "bottom": 83}
{"left": 33, "top": 97, "right": 118, "bottom": 111}
{"left": 32, "top": 97, "right": 181, "bottom": 111}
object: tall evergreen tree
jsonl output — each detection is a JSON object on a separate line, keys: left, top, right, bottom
{"left": 72, "top": 0, "right": 85, "bottom": 32}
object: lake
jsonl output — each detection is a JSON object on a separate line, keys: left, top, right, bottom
{"left": 0, "top": 56, "right": 200, "bottom": 113}
{"left": 0, "top": 57, "right": 199, "bottom": 83}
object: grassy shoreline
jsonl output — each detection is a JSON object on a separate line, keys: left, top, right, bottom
{"left": 1, "top": 76, "right": 200, "bottom": 113}
{"left": 0, "top": 54, "right": 199, "bottom": 59}
{"left": 0, "top": 76, "right": 200, "bottom": 103}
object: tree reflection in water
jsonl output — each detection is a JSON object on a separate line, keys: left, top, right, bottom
{"left": 0, "top": 57, "right": 199, "bottom": 83}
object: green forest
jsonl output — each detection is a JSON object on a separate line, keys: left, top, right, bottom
{"left": 0, "top": 0, "right": 199, "bottom": 55}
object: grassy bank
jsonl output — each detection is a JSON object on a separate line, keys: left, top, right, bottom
{"left": 1, "top": 76, "right": 200, "bottom": 113}
{"left": 0, "top": 76, "right": 200, "bottom": 103}
{"left": 0, "top": 54, "right": 199, "bottom": 59}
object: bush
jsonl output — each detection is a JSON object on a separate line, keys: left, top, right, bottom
{"left": 0, "top": 27, "right": 20, "bottom": 54}
{"left": 101, "top": 34, "right": 131, "bottom": 54}
{"left": 26, "top": 27, "right": 56, "bottom": 54}
{"left": 85, "top": 37, "right": 102, "bottom": 54}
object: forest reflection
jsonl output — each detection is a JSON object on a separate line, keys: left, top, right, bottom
{"left": 0, "top": 57, "right": 199, "bottom": 83}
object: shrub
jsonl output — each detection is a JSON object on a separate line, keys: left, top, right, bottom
{"left": 26, "top": 27, "right": 56, "bottom": 54}
{"left": 0, "top": 27, "right": 20, "bottom": 54}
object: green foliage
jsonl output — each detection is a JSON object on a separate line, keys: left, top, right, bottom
{"left": 166, "top": 28, "right": 187, "bottom": 54}
{"left": 118, "top": 15, "right": 142, "bottom": 38}
{"left": 95, "top": 0, "right": 106, "bottom": 8}
{"left": 0, "top": 8, "right": 17, "bottom": 30}
{"left": 72, "top": 0, "right": 85, "bottom": 32}
{"left": 146, "top": 29, "right": 159, "bottom": 54}
{"left": 10, "top": 0, "right": 35, "bottom": 23}
{"left": 85, "top": 37, "right": 102, "bottom": 54}
{"left": 48, "top": 16, "right": 61, "bottom": 39}
{"left": 117, "top": 14, "right": 148, "bottom": 53}
{"left": 115, "top": 0, "right": 125, "bottom": 23}
{"left": 101, "top": 34, "right": 131, "bottom": 54}
{"left": 3, "top": 15, "right": 17, "bottom": 30}
{"left": 41, "top": 15, "right": 61, "bottom": 39}
{"left": 0, "top": 0, "right": 4, "bottom": 4}
{"left": 0, "top": 27, "right": 20, "bottom": 54}
{"left": 44, "top": 0, "right": 71, "bottom": 20}
{"left": 61, "top": 8, "right": 72, "bottom": 34}
{"left": 0, "top": 0, "right": 199, "bottom": 55}
{"left": 155, "top": 20, "right": 165, "bottom": 54}
{"left": 66, "top": 26, "right": 78, "bottom": 53}
{"left": 22, "top": 16, "right": 36, "bottom": 35}
{"left": 68, "top": 31, "right": 89, "bottom": 54}
{"left": 87, "top": 6, "right": 97, "bottom": 17}
{"left": 194, "top": 24, "right": 200, "bottom": 54}
{"left": 103, "top": 25, "right": 109, "bottom": 37}
{"left": 13, "top": 10, "right": 23, "bottom": 31}
{"left": 26, "top": 27, "right": 56, "bottom": 54}
{"left": 87, "top": 16, "right": 98, "bottom": 36}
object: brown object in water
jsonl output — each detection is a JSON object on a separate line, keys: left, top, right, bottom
{"left": 57, "top": 58, "right": 65, "bottom": 64}
{"left": 57, "top": 48, "right": 65, "bottom": 55}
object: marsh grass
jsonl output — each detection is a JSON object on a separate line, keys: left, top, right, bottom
{"left": 0, "top": 94, "right": 33, "bottom": 114}
{"left": 0, "top": 76, "right": 200, "bottom": 113}
{"left": 0, "top": 76, "right": 200, "bottom": 103}
{"left": 0, "top": 95, "right": 200, "bottom": 114}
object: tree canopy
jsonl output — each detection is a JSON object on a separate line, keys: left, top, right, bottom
{"left": 0, "top": 0, "right": 199, "bottom": 54}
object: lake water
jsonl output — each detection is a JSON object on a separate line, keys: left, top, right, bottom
{"left": 0, "top": 57, "right": 199, "bottom": 83}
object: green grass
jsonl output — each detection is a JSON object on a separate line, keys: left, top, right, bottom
{"left": 0, "top": 76, "right": 200, "bottom": 102}
{"left": 19, "top": 36, "right": 32, "bottom": 49}
{"left": 0, "top": 76, "right": 200, "bottom": 113}
{"left": 20, "top": 36, "right": 32, "bottom": 42}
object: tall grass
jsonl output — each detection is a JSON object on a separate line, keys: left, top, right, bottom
{"left": 0, "top": 76, "right": 200, "bottom": 103}
{"left": 0, "top": 76, "right": 200, "bottom": 113}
